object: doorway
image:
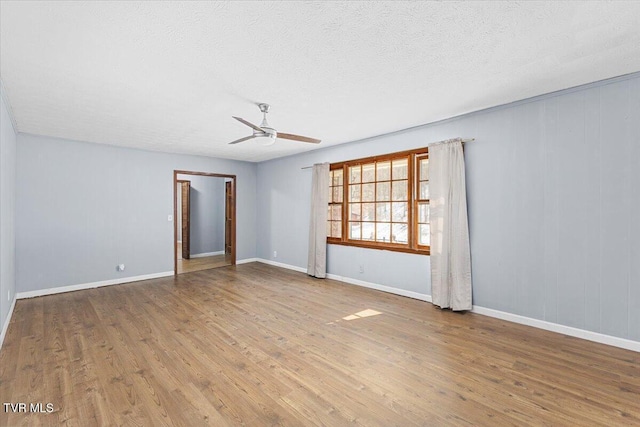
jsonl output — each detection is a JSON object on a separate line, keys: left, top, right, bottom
{"left": 174, "top": 170, "right": 236, "bottom": 275}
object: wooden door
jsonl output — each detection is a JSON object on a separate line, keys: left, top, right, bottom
{"left": 181, "top": 181, "right": 191, "bottom": 260}
{"left": 225, "top": 181, "right": 233, "bottom": 264}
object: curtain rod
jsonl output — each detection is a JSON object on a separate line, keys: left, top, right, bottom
{"left": 301, "top": 138, "right": 475, "bottom": 169}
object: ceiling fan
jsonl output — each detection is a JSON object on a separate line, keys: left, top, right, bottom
{"left": 228, "top": 103, "right": 321, "bottom": 146}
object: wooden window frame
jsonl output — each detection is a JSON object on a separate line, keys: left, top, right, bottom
{"left": 414, "top": 152, "right": 430, "bottom": 251}
{"left": 328, "top": 169, "right": 344, "bottom": 239}
{"left": 327, "top": 147, "right": 430, "bottom": 255}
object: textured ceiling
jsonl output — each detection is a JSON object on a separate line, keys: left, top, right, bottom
{"left": 1, "top": 1, "right": 639, "bottom": 162}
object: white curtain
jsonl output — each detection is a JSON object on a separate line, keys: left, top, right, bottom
{"left": 429, "top": 139, "right": 472, "bottom": 310}
{"left": 307, "top": 163, "right": 330, "bottom": 278}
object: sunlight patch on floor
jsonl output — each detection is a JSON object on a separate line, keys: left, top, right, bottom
{"left": 342, "top": 309, "right": 383, "bottom": 321}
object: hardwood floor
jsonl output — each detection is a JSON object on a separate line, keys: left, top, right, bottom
{"left": 1, "top": 262, "right": 639, "bottom": 426}
{"left": 177, "top": 254, "right": 230, "bottom": 274}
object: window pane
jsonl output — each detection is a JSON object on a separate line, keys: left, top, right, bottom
{"left": 362, "top": 222, "right": 375, "bottom": 241}
{"left": 361, "top": 183, "right": 375, "bottom": 202}
{"left": 392, "top": 180, "right": 408, "bottom": 201}
{"left": 349, "top": 166, "right": 361, "bottom": 184}
{"left": 349, "top": 184, "right": 361, "bottom": 202}
{"left": 376, "top": 181, "right": 390, "bottom": 201}
{"left": 419, "top": 182, "right": 429, "bottom": 200}
{"left": 333, "top": 169, "right": 343, "bottom": 186}
{"left": 419, "top": 224, "right": 430, "bottom": 246}
{"left": 391, "top": 202, "right": 408, "bottom": 222}
{"left": 349, "top": 203, "right": 361, "bottom": 221}
{"left": 362, "top": 203, "right": 375, "bottom": 221}
{"left": 392, "top": 223, "right": 408, "bottom": 243}
{"left": 331, "top": 204, "right": 342, "bottom": 221}
{"left": 376, "top": 161, "right": 391, "bottom": 181}
{"left": 331, "top": 221, "right": 342, "bottom": 238}
{"left": 418, "top": 203, "right": 430, "bottom": 223}
{"left": 419, "top": 158, "right": 429, "bottom": 181}
{"left": 362, "top": 163, "right": 375, "bottom": 183}
{"left": 376, "top": 223, "right": 391, "bottom": 243}
{"left": 333, "top": 186, "right": 343, "bottom": 202}
{"left": 349, "top": 222, "right": 361, "bottom": 239}
{"left": 376, "top": 202, "right": 391, "bottom": 222}
{"left": 392, "top": 159, "right": 408, "bottom": 180}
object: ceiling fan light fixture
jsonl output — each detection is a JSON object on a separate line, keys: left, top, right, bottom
{"left": 254, "top": 133, "right": 276, "bottom": 146}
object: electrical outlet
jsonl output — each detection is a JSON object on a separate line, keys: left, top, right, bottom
{"left": 273, "top": 251, "right": 277, "bottom": 258}
{"left": 117, "top": 264, "right": 125, "bottom": 272}
{"left": 359, "top": 265, "right": 364, "bottom": 274}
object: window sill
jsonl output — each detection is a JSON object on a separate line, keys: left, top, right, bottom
{"left": 327, "top": 239, "right": 430, "bottom": 255}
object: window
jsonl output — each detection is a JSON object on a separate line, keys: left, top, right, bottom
{"left": 327, "top": 148, "right": 430, "bottom": 254}
{"left": 328, "top": 169, "right": 343, "bottom": 238}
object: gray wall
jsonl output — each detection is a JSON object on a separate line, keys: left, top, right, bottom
{"left": 177, "top": 174, "right": 225, "bottom": 255}
{"left": 16, "top": 134, "right": 257, "bottom": 293}
{"left": 256, "top": 151, "right": 430, "bottom": 294}
{"left": 257, "top": 73, "right": 640, "bottom": 342}
{"left": 1, "top": 84, "right": 17, "bottom": 334}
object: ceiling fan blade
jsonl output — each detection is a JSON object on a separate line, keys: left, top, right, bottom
{"left": 232, "top": 116, "right": 263, "bottom": 132}
{"left": 228, "top": 135, "right": 255, "bottom": 145}
{"left": 277, "top": 132, "right": 321, "bottom": 144}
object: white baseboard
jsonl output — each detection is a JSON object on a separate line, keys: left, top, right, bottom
{"left": 470, "top": 305, "right": 640, "bottom": 352}
{"left": 236, "top": 258, "right": 258, "bottom": 265}
{"left": 254, "top": 258, "right": 431, "bottom": 301}
{"left": 326, "top": 273, "right": 432, "bottom": 302}
{"left": 16, "top": 271, "right": 175, "bottom": 300}
{"left": 257, "top": 258, "right": 307, "bottom": 273}
{"left": 254, "top": 258, "right": 640, "bottom": 353}
{"left": 191, "top": 251, "right": 224, "bottom": 258}
{"left": 0, "top": 296, "right": 17, "bottom": 351}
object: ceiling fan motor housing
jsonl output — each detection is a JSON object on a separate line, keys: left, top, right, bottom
{"left": 254, "top": 127, "right": 277, "bottom": 138}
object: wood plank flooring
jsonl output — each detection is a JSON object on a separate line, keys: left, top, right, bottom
{"left": 177, "top": 254, "right": 230, "bottom": 274}
{"left": 1, "top": 262, "right": 639, "bottom": 426}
